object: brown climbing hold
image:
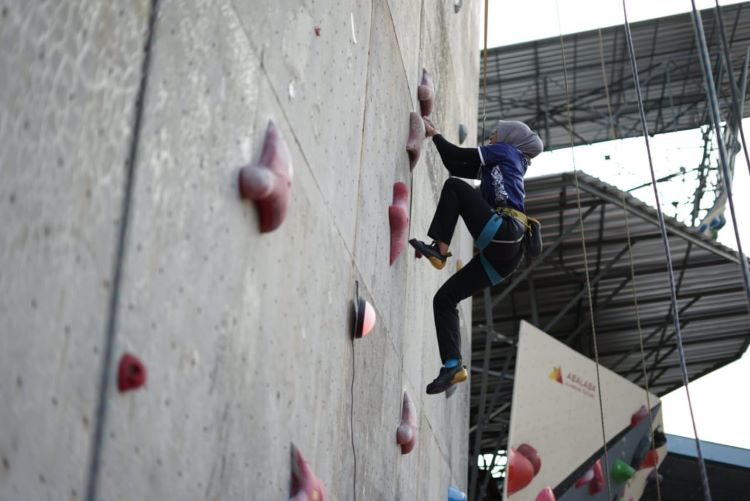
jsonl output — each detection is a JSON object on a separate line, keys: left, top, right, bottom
{"left": 418, "top": 68, "right": 434, "bottom": 117}
{"left": 239, "top": 120, "right": 293, "bottom": 233}
{"left": 389, "top": 182, "right": 409, "bottom": 265}
{"left": 406, "top": 112, "right": 425, "bottom": 170}
{"left": 290, "top": 444, "right": 326, "bottom": 501}
{"left": 117, "top": 353, "right": 146, "bottom": 392}
{"left": 396, "top": 390, "right": 417, "bottom": 454}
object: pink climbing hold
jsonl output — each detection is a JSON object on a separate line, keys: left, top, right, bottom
{"left": 574, "top": 466, "right": 594, "bottom": 488}
{"left": 396, "top": 390, "right": 417, "bottom": 454}
{"left": 389, "top": 182, "right": 409, "bottom": 265}
{"left": 535, "top": 486, "right": 555, "bottom": 501}
{"left": 354, "top": 296, "right": 376, "bottom": 339}
{"left": 406, "top": 112, "right": 426, "bottom": 170}
{"left": 517, "top": 443, "right": 541, "bottom": 475}
{"left": 630, "top": 404, "right": 649, "bottom": 428}
{"left": 290, "top": 444, "right": 326, "bottom": 501}
{"left": 239, "top": 120, "right": 293, "bottom": 233}
{"left": 418, "top": 68, "right": 434, "bottom": 117}
{"left": 117, "top": 353, "right": 147, "bottom": 392}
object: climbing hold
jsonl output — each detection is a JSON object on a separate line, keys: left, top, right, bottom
{"left": 574, "top": 466, "right": 594, "bottom": 488}
{"left": 290, "top": 444, "right": 326, "bottom": 501}
{"left": 640, "top": 449, "right": 659, "bottom": 469}
{"left": 418, "top": 68, "right": 434, "bottom": 117}
{"left": 507, "top": 447, "right": 535, "bottom": 495}
{"left": 647, "top": 469, "right": 663, "bottom": 484}
{"left": 588, "top": 459, "right": 604, "bottom": 494}
{"left": 630, "top": 434, "right": 651, "bottom": 468}
{"left": 389, "top": 182, "right": 409, "bottom": 265}
{"left": 448, "top": 485, "right": 467, "bottom": 501}
{"left": 458, "top": 123, "right": 468, "bottom": 144}
{"left": 238, "top": 120, "right": 293, "bottom": 233}
{"left": 396, "top": 390, "right": 417, "bottom": 454}
{"left": 630, "top": 405, "right": 649, "bottom": 428}
{"left": 314, "top": 25, "right": 321, "bottom": 36}
{"left": 611, "top": 458, "right": 636, "bottom": 483}
{"left": 517, "top": 443, "right": 541, "bottom": 475}
{"left": 117, "top": 353, "right": 147, "bottom": 392}
{"left": 652, "top": 427, "right": 667, "bottom": 448}
{"left": 353, "top": 283, "right": 376, "bottom": 339}
{"left": 454, "top": 0, "right": 464, "bottom": 13}
{"left": 535, "top": 486, "right": 555, "bottom": 501}
{"left": 406, "top": 112, "right": 425, "bottom": 170}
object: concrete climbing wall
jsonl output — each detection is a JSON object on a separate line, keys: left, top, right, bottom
{"left": 0, "top": 0, "right": 479, "bottom": 499}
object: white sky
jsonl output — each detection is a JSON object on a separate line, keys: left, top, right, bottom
{"left": 481, "top": 0, "right": 750, "bottom": 450}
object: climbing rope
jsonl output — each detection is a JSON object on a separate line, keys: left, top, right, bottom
{"left": 480, "top": 0, "right": 489, "bottom": 144}
{"left": 596, "top": 26, "right": 663, "bottom": 501}
{"left": 622, "top": 1, "right": 713, "bottom": 499}
{"left": 690, "top": 0, "right": 750, "bottom": 308}
{"left": 553, "top": 3, "right": 613, "bottom": 497}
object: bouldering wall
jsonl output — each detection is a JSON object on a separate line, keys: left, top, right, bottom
{"left": 0, "top": 0, "right": 479, "bottom": 499}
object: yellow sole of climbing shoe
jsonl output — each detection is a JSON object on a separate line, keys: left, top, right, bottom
{"left": 451, "top": 368, "right": 468, "bottom": 384}
{"left": 428, "top": 255, "right": 447, "bottom": 270}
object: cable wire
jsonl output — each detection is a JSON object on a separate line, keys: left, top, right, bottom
{"left": 554, "top": 7, "right": 612, "bottom": 500}
{"left": 622, "top": 1, "right": 713, "bottom": 499}
{"left": 596, "top": 25, "right": 663, "bottom": 500}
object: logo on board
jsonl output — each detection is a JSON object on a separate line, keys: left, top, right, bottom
{"left": 549, "top": 366, "right": 596, "bottom": 398}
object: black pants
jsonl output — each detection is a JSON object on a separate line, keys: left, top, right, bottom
{"left": 427, "top": 178, "right": 525, "bottom": 363}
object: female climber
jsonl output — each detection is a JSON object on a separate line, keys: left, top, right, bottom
{"left": 410, "top": 118, "right": 543, "bottom": 394}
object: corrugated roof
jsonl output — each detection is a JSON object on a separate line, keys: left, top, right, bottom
{"left": 479, "top": 2, "right": 750, "bottom": 150}
{"left": 469, "top": 172, "right": 750, "bottom": 452}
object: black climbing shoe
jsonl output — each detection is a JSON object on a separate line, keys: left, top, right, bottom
{"left": 409, "top": 239, "right": 452, "bottom": 270}
{"left": 426, "top": 364, "right": 468, "bottom": 395}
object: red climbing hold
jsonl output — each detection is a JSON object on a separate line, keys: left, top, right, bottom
{"left": 507, "top": 447, "right": 535, "bottom": 495}
{"left": 396, "top": 390, "right": 417, "bottom": 454}
{"left": 314, "top": 26, "right": 321, "bottom": 36}
{"left": 517, "top": 443, "right": 541, "bottom": 475}
{"left": 239, "top": 120, "right": 293, "bottom": 233}
{"left": 117, "top": 353, "right": 147, "bottom": 392}
{"left": 535, "top": 486, "right": 555, "bottom": 501}
{"left": 640, "top": 448, "right": 659, "bottom": 469}
{"left": 406, "top": 112, "right": 425, "bottom": 170}
{"left": 290, "top": 444, "right": 326, "bottom": 501}
{"left": 587, "top": 459, "right": 605, "bottom": 494}
{"left": 630, "top": 404, "right": 649, "bottom": 428}
{"left": 418, "top": 68, "right": 434, "bottom": 117}
{"left": 389, "top": 182, "right": 409, "bottom": 265}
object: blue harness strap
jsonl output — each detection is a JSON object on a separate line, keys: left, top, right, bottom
{"left": 476, "top": 214, "right": 505, "bottom": 286}
{"left": 476, "top": 214, "right": 502, "bottom": 250}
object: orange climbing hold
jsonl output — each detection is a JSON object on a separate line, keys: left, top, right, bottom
{"left": 389, "top": 182, "right": 409, "bottom": 265}
{"left": 239, "top": 120, "right": 293, "bottom": 233}
{"left": 406, "top": 112, "right": 426, "bottom": 170}
{"left": 117, "top": 353, "right": 147, "bottom": 392}
{"left": 290, "top": 444, "right": 326, "bottom": 501}
{"left": 396, "top": 390, "right": 417, "bottom": 454}
{"left": 418, "top": 68, "right": 434, "bottom": 117}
